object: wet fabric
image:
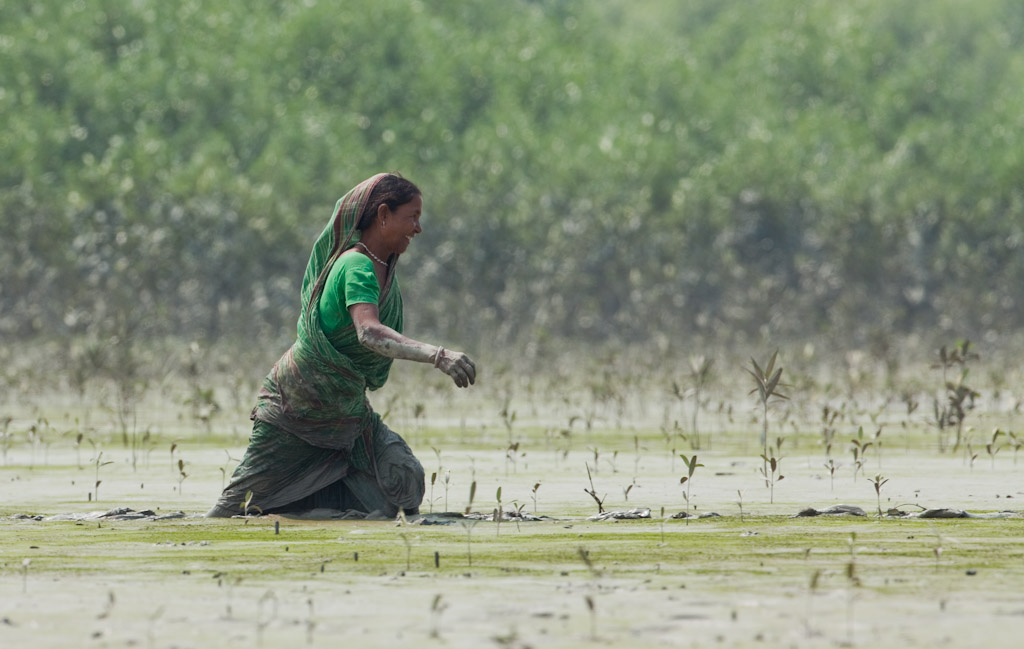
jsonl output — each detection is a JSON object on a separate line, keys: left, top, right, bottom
{"left": 208, "top": 174, "right": 422, "bottom": 518}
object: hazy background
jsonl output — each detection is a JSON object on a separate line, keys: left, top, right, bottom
{"left": 3, "top": 0, "right": 1023, "bottom": 379}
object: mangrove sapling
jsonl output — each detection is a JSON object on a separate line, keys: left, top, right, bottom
{"left": 820, "top": 405, "right": 840, "bottom": 458}
{"left": 583, "top": 463, "right": 606, "bottom": 514}
{"left": 242, "top": 490, "right": 262, "bottom": 516}
{"left": 176, "top": 458, "right": 188, "bottom": 495}
{"left": 679, "top": 454, "right": 703, "bottom": 523}
{"left": 747, "top": 351, "right": 790, "bottom": 475}
{"left": 931, "top": 398, "right": 952, "bottom": 454}
{"left": 845, "top": 532, "right": 861, "bottom": 647}
{"left": 736, "top": 490, "right": 744, "bottom": 522}
{"left": 659, "top": 506, "right": 666, "bottom": 544}
{"left": 442, "top": 470, "right": 453, "bottom": 512}
{"left": 945, "top": 371, "right": 979, "bottom": 453}
{"left": 305, "top": 599, "right": 315, "bottom": 645}
{"left": 0, "top": 416, "right": 11, "bottom": 465}
{"left": 967, "top": 442, "right": 979, "bottom": 471}
{"left": 986, "top": 428, "right": 1004, "bottom": 469}
{"left": 74, "top": 431, "right": 84, "bottom": 469}
{"left": 759, "top": 451, "right": 784, "bottom": 504}
{"left": 459, "top": 518, "right": 480, "bottom": 567}
{"left": 505, "top": 441, "right": 520, "bottom": 475}
{"left": 1008, "top": 431, "right": 1022, "bottom": 465}
{"left": 499, "top": 398, "right": 517, "bottom": 445}
{"left": 464, "top": 480, "right": 477, "bottom": 514}
{"left": 494, "top": 487, "right": 503, "bottom": 536}
{"left": 622, "top": 478, "right": 636, "bottom": 502}
{"left": 429, "top": 594, "right": 448, "bottom": 640}
{"left": 531, "top": 482, "right": 541, "bottom": 514}
{"left": 849, "top": 433, "right": 871, "bottom": 482}
{"left": 805, "top": 569, "right": 822, "bottom": 639}
{"left": 688, "top": 354, "right": 714, "bottom": 449}
{"left": 92, "top": 451, "right": 114, "bottom": 501}
{"left": 824, "top": 459, "right": 837, "bottom": 491}
{"left": 633, "top": 435, "right": 641, "bottom": 476}
{"left": 585, "top": 595, "right": 598, "bottom": 641}
{"left": 932, "top": 340, "right": 978, "bottom": 387}
{"left": 868, "top": 474, "right": 889, "bottom": 516}
{"left": 398, "top": 533, "right": 413, "bottom": 571}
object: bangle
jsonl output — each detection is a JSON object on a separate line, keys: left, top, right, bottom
{"left": 432, "top": 346, "right": 445, "bottom": 368}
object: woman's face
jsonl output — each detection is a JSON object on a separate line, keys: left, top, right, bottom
{"left": 383, "top": 194, "right": 423, "bottom": 254}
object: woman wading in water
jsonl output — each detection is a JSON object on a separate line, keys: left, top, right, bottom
{"left": 208, "top": 173, "right": 476, "bottom": 518}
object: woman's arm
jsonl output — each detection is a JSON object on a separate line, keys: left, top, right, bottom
{"left": 349, "top": 302, "right": 477, "bottom": 388}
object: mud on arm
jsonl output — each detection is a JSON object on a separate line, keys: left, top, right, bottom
{"left": 348, "top": 303, "right": 477, "bottom": 388}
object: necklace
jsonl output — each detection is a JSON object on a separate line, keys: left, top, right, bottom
{"left": 355, "top": 242, "right": 388, "bottom": 267}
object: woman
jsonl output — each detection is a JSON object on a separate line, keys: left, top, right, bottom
{"left": 207, "top": 173, "right": 476, "bottom": 518}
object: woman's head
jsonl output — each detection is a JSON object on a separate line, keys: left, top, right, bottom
{"left": 357, "top": 174, "right": 421, "bottom": 231}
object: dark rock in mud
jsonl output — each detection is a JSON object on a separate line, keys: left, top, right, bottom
{"left": 795, "top": 504, "right": 866, "bottom": 517}
{"left": 671, "top": 511, "right": 721, "bottom": 519}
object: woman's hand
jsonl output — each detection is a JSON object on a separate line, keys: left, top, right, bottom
{"left": 435, "top": 348, "right": 476, "bottom": 388}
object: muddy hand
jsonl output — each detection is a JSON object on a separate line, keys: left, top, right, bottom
{"left": 437, "top": 349, "right": 476, "bottom": 388}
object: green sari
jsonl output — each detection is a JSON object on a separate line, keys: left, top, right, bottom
{"left": 208, "top": 174, "right": 424, "bottom": 517}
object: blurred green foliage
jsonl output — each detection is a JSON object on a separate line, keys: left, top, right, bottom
{"left": 2, "top": 0, "right": 1023, "bottom": 349}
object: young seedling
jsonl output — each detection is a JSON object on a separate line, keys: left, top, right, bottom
{"left": 821, "top": 405, "right": 840, "bottom": 458}
{"left": 672, "top": 355, "right": 715, "bottom": 450}
{"left": 398, "top": 532, "right": 413, "bottom": 571}
{"left": 429, "top": 472, "right": 437, "bottom": 513}
{"left": 499, "top": 398, "right": 517, "bottom": 444}
{"left": 583, "top": 463, "right": 606, "bottom": 514}
{"left": 505, "top": 442, "right": 520, "bottom": 476}
{"left": 736, "top": 490, "right": 744, "bottom": 522}
{"left": 868, "top": 474, "right": 889, "bottom": 517}
{"left": 242, "top": 489, "right": 262, "bottom": 516}
{"left": 531, "top": 482, "right": 541, "bottom": 514}
{"left": 679, "top": 453, "right": 703, "bottom": 522}
{"left": 659, "top": 506, "right": 667, "bottom": 544}
{"left": 0, "top": 417, "right": 11, "bottom": 465}
{"left": 429, "top": 594, "right": 448, "bottom": 640}
{"left": 845, "top": 532, "right": 860, "bottom": 647}
{"left": 945, "top": 371, "right": 979, "bottom": 453}
{"left": 759, "top": 451, "right": 784, "bottom": 504}
{"left": 622, "top": 478, "right": 637, "bottom": 503}
{"left": 585, "top": 595, "right": 598, "bottom": 640}
{"left": 1008, "top": 431, "right": 1022, "bottom": 465}
{"left": 464, "top": 480, "right": 477, "bottom": 515}
{"left": 176, "top": 458, "right": 189, "bottom": 495}
{"left": 986, "top": 429, "right": 1004, "bottom": 469}
{"left": 74, "top": 432, "right": 84, "bottom": 470}
{"left": 850, "top": 432, "right": 872, "bottom": 482}
{"left": 815, "top": 460, "right": 833, "bottom": 493}
{"left": 458, "top": 518, "right": 480, "bottom": 567}
{"left": 442, "top": 470, "right": 452, "bottom": 512}
{"left": 494, "top": 487, "right": 503, "bottom": 536}
{"left": 747, "top": 350, "right": 789, "bottom": 475}
{"left": 92, "top": 451, "right": 114, "bottom": 502}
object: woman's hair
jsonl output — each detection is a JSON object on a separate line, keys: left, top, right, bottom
{"left": 357, "top": 173, "right": 421, "bottom": 230}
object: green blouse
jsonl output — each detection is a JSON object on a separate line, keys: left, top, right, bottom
{"left": 317, "top": 250, "right": 403, "bottom": 390}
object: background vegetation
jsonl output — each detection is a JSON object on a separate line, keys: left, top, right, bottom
{"left": 3, "top": 0, "right": 1023, "bottom": 361}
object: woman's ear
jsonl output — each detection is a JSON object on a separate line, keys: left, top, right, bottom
{"left": 377, "top": 202, "right": 390, "bottom": 228}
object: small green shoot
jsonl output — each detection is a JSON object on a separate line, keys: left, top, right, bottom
{"left": 679, "top": 453, "right": 703, "bottom": 522}
{"left": 868, "top": 474, "right": 889, "bottom": 516}
{"left": 747, "top": 350, "right": 789, "bottom": 475}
